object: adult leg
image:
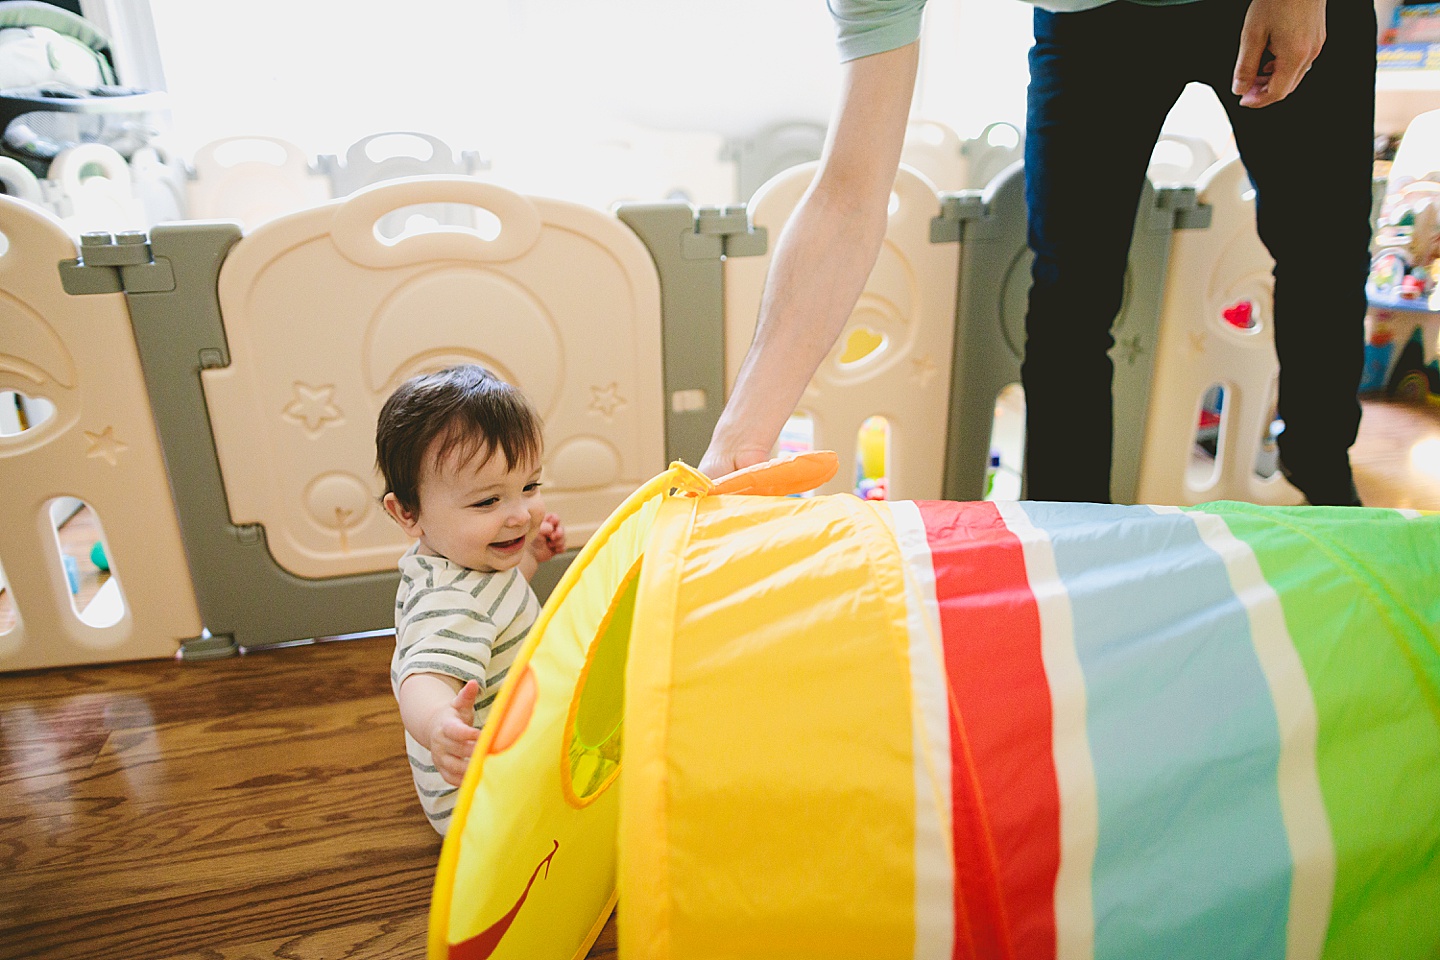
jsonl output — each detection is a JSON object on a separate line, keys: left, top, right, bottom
{"left": 1023, "top": 4, "right": 1190, "bottom": 502}
{"left": 1207, "top": 0, "right": 1375, "bottom": 505}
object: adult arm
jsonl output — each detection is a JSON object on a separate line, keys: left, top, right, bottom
{"left": 698, "top": 40, "right": 920, "bottom": 479}
{"left": 1232, "top": 0, "right": 1326, "bottom": 108}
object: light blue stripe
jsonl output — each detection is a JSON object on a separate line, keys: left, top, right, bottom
{"left": 1020, "top": 502, "right": 1290, "bottom": 960}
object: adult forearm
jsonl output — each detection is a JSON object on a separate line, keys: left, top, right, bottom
{"left": 699, "top": 41, "right": 918, "bottom": 478}
{"left": 708, "top": 185, "right": 890, "bottom": 463}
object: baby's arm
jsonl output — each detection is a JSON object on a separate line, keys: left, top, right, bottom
{"left": 398, "top": 672, "right": 482, "bottom": 787}
{"left": 520, "top": 512, "right": 567, "bottom": 581}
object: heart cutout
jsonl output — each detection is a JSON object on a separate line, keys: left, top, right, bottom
{"left": 1222, "top": 301, "right": 1255, "bottom": 329}
{"left": 839, "top": 326, "right": 886, "bottom": 365}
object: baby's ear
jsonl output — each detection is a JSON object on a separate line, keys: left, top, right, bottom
{"left": 382, "top": 493, "right": 421, "bottom": 535}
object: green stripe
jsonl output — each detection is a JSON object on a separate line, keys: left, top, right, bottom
{"left": 1203, "top": 504, "right": 1440, "bottom": 956}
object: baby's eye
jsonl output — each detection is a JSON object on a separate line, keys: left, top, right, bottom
{"left": 471, "top": 497, "right": 499, "bottom": 509}
{"left": 524, "top": 481, "right": 543, "bottom": 493}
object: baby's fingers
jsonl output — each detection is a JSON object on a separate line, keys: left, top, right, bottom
{"left": 451, "top": 679, "right": 481, "bottom": 712}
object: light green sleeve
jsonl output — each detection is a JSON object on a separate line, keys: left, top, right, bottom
{"left": 827, "top": 0, "right": 926, "bottom": 63}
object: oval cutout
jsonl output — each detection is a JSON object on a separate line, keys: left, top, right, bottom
{"left": 0, "top": 555, "right": 14, "bottom": 636}
{"left": 363, "top": 133, "right": 437, "bottom": 164}
{"left": 1, "top": 391, "right": 56, "bottom": 437}
{"left": 986, "top": 383, "right": 1026, "bottom": 501}
{"left": 374, "top": 203, "right": 503, "bottom": 244}
{"left": 855, "top": 415, "right": 889, "bottom": 500}
{"left": 48, "top": 498, "right": 125, "bottom": 628}
{"left": 1189, "top": 384, "right": 1226, "bottom": 491}
{"left": 211, "top": 138, "right": 290, "bottom": 169}
{"left": 985, "top": 123, "right": 1021, "bottom": 150}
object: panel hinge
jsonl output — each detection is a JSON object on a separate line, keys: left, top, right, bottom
{"left": 930, "top": 191, "right": 988, "bottom": 243}
{"left": 1155, "top": 185, "right": 1213, "bottom": 230}
{"left": 57, "top": 230, "right": 177, "bottom": 295}
{"left": 683, "top": 205, "right": 767, "bottom": 260}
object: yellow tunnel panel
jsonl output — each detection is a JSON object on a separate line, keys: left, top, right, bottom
{"left": 621, "top": 491, "right": 920, "bottom": 960}
{"left": 430, "top": 472, "right": 671, "bottom": 960}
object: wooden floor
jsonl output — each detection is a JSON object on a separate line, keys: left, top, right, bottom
{"left": 2, "top": 397, "right": 1438, "bottom": 960}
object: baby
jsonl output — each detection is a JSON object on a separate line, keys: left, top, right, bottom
{"left": 375, "top": 364, "right": 566, "bottom": 834}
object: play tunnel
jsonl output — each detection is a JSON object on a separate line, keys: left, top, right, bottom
{"left": 429, "top": 454, "right": 1440, "bottom": 960}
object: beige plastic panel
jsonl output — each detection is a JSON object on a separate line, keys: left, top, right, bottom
{"left": 723, "top": 162, "right": 959, "bottom": 500}
{"left": 0, "top": 196, "right": 202, "bottom": 670}
{"left": 0, "top": 157, "right": 42, "bottom": 205}
{"left": 203, "top": 176, "right": 665, "bottom": 580}
{"left": 46, "top": 144, "right": 148, "bottom": 236}
{"left": 187, "top": 137, "right": 332, "bottom": 229}
{"left": 902, "top": 120, "right": 1025, "bottom": 193}
{"left": 1136, "top": 158, "right": 1303, "bottom": 507}
{"left": 1147, "top": 134, "right": 1220, "bottom": 187}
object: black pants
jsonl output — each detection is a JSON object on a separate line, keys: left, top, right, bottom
{"left": 1022, "top": 0, "right": 1376, "bottom": 504}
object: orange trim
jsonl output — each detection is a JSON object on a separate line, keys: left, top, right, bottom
{"left": 706, "top": 450, "right": 837, "bottom": 497}
{"left": 559, "top": 553, "right": 646, "bottom": 809}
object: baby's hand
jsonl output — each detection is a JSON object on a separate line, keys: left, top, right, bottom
{"left": 530, "top": 513, "right": 567, "bottom": 565}
{"left": 428, "top": 679, "right": 483, "bottom": 787}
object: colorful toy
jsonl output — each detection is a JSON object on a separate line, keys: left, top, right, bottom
{"left": 430, "top": 454, "right": 1440, "bottom": 960}
{"left": 90, "top": 540, "right": 108, "bottom": 572}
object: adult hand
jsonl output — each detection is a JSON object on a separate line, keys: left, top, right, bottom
{"left": 1232, "top": 0, "right": 1325, "bottom": 108}
{"left": 698, "top": 441, "right": 774, "bottom": 482}
{"left": 428, "top": 679, "right": 482, "bottom": 787}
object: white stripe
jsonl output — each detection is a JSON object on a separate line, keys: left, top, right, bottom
{"left": 994, "top": 500, "right": 1096, "bottom": 960}
{"left": 1157, "top": 505, "right": 1336, "bottom": 960}
{"left": 883, "top": 501, "right": 955, "bottom": 960}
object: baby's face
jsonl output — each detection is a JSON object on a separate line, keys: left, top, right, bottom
{"left": 411, "top": 442, "right": 546, "bottom": 573}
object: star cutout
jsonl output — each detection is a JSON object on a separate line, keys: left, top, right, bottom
{"left": 911, "top": 354, "right": 939, "bottom": 389}
{"left": 84, "top": 426, "right": 127, "bottom": 466}
{"left": 589, "top": 383, "right": 627, "bottom": 420}
{"left": 283, "top": 383, "right": 343, "bottom": 435}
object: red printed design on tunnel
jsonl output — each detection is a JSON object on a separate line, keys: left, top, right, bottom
{"left": 449, "top": 840, "right": 559, "bottom": 960}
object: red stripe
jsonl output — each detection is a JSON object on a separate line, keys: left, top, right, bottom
{"left": 917, "top": 501, "right": 1059, "bottom": 960}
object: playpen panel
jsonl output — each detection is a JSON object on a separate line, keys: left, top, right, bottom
{"left": 187, "top": 136, "right": 331, "bottom": 229}
{"left": 901, "top": 120, "right": 1024, "bottom": 193}
{"left": 203, "top": 177, "right": 665, "bottom": 580}
{"left": 0, "top": 196, "right": 200, "bottom": 670}
{"left": 945, "top": 161, "right": 1191, "bottom": 503}
{"left": 1137, "top": 158, "right": 1304, "bottom": 507}
{"left": 723, "top": 162, "right": 959, "bottom": 501}
{"left": 44, "top": 143, "right": 147, "bottom": 236}
{"left": 0, "top": 156, "right": 42, "bottom": 204}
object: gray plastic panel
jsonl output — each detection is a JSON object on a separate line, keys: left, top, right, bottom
{"left": 317, "top": 132, "right": 487, "bottom": 196}
{"left": 724, "top": 121, "right": 826, "bottom": 204}
{"left": 121, "top": 223, "right": 399, "bottom": 655}
{"left": 615, "top": 202, "right": 731, "bottom": 469}
{"left": 943, "top": 162, "right": 1187, "bottom": 504}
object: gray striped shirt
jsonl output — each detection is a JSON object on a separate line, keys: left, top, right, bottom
{"left": 390, "top": 545, "right": 536, "bottom": 834}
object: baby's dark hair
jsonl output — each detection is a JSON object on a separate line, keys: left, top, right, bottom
{"left": 376, "top": 365, "right": 543, "bottom": 515}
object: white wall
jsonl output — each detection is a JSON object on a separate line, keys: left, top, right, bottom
{"left": 132, "top": 0, "right": 1244, "bottom": 195}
